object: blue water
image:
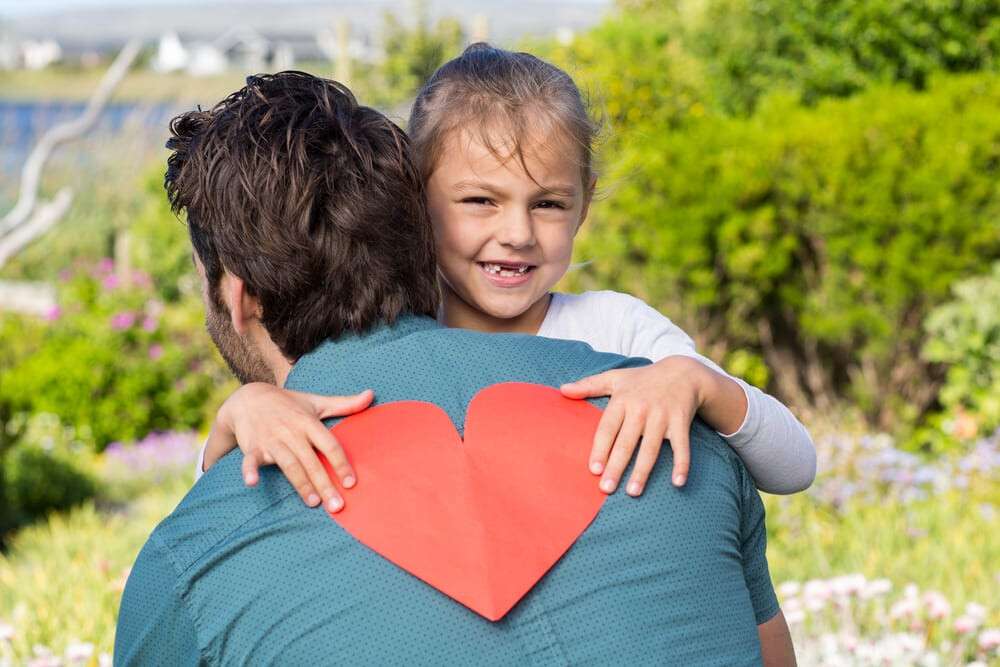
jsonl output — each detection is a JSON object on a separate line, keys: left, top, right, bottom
{"left": 0, "top": 100, "right": 177, "bottom": 182}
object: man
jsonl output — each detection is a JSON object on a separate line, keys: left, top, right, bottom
{"left": 115, "top": 72, "right": 793, "bottom": 666}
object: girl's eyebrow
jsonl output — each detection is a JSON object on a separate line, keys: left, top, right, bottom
{"left": 536, "top": 184, "right": 578, "bottom": 198}
{"left": 453, "top": 180, "right": 505, "bottom": 195}
{"left": 453, "top": 180, "right": 577, "bottom": 198}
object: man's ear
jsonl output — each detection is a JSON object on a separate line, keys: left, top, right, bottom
{"left": 220, "top": 272, "right": 261, "bottom": 335}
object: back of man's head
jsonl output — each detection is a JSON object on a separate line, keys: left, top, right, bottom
{"left": 164, "top": 71, "right": 439, "bottom": 360}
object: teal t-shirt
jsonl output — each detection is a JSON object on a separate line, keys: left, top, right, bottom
{"left": 115, "top": 316, "right": 779, "bottom": 666}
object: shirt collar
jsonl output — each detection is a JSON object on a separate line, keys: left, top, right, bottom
{"left": 284, "top": 314, "right": 440, "bottom": 389}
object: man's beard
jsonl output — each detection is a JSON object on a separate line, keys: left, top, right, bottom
{"left": 205, "top": 298, "right": 274, "bottom": 385}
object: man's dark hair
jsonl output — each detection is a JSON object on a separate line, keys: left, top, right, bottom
{"left": 165, "top": 71, "right": 439, "bottom": 360}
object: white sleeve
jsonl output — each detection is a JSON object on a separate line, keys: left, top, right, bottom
{"left": 618, "top": 295, "right": 817, "bottom": 495}
{"left": 193, "top": 439, "right": 208, "bottom": 483}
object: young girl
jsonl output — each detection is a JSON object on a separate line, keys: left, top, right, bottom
{"left": 197, "top": 44, "right": 816, "bottom": 517}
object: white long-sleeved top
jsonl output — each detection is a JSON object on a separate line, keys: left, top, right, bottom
{"left": 537, "top": 291, "right": 816, "bottom": 495}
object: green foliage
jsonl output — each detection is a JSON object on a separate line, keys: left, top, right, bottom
{"left": 566, "top": 73, "right": 1000, "bottom": 429}
{"left": 677, "top": 0, "right": 1000, "bottom": 114}
{"left": 380, "top": 2, "right": 464, "bottom": 101}
{"left": 0, "top": 415, "right": 97, "bottom": 544}
{"left": 0, "top": 262, "right": 228, "bottom": 451}
{"left": 0, "top": 472, "right": 192, "bottom": 660}
{"left": 922, "top": 262, "right": 1000, "bottom": 442}
{"left": 529, "top": 8, "right": 711, "bottom": 145}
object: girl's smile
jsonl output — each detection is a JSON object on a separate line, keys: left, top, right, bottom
{"left": 427, "top": 128, "right": 591, "bottom": 334}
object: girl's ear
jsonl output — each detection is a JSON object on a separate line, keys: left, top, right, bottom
{"left": 575, "top": 175, "right": 598, "bottom": 236}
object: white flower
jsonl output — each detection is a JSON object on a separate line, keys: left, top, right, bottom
{"left": 0, "top": 622, "right": 13, "bottom": 642}
{"left": 98, "top": 653, "right": 112, "bottom": 667}
{"left": 778, "top": 581, "right": 801, "bottom": 598}
{"left": 64, "top": 641, "right": 94, "bottom": 663}
{"left": 954, "top": 615, "right": 980, "bottom": 634}
{"left": 922, "top": 591, "right": 951, "bottom": 620}
{"left": 965, "top": 602, "right": 987, "bottom": 620}
{"left": 979, "top": 628, "right": 1000, "bottom": 652}
{"left": 861, "top": 578, "right": 892, "bottom": 599}
{"left": 891, "top": 597, "right": 919, "bottom": 619}
{"left": 784, "top": 608, "right": 805, "bottom": 624}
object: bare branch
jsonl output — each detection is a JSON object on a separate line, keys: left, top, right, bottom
{"left": 0, "top": 188, "right": 73, "bottom": 270}
{"left": 0, "top": 39, "right": 142, "bottom": 236}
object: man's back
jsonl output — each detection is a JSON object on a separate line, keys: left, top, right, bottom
{"left": 116, "top": 317, "right": 777, "bottom": 666}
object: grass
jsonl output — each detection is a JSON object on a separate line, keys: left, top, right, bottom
{"left": 0, "top": 475, "right": 190, "bottom": 661}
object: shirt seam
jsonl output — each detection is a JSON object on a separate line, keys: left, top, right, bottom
{"left": 147, "top": 530, "right": 211, "bottom": 664}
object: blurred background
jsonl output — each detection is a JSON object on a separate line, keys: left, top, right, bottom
{"left": 0, "top": 0, "right": 998, "bottom": 664}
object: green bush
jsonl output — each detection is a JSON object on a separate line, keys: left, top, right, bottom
{"left": 566, "top": 73, "right": 1000, "bottom": 431}
{"left": 0, "top": 261, "right": 229, "bottom": 451}
{"left": 677, "top": 0, "right": 1000, "bottom": 114}
{"left": 921, "top": 262, "right": 1000, "bottom": 444}
{"left": 0, "top": 415, "right": 97, "bottom": 545}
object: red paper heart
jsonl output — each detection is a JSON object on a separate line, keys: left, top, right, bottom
{"left": 318, "top": 382, "right": 606, "bottom": 621}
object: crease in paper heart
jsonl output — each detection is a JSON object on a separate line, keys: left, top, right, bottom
{"left": 317, "top": 382, "right": 606, "bottom": 621}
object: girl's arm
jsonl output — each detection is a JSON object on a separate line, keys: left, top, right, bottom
{"left": 560, "top": 293, "right": 816, "bottom": 495}
{"left": 195, "top": 383, "right": 374, "bottom": 512}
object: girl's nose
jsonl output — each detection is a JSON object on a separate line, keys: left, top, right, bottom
{"left": 495, "top": 209, "right": 536, "bottom": 249}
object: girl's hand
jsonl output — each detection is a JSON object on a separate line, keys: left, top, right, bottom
{"left": 205, "top": 383, "right": 374, "bottom": 512}
{"left": 560, "top": 356, "right": 746, "bottom": 496}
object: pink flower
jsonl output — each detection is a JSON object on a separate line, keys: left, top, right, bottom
{"left": 980, "top": 628, "right": 1000, "bottom": 652}
{"left": 922, "top": 591, "right": 951, "bottom": 620}
{"left": 102, "top": 274, "right": 120, "bottom": 290}
{"left": 955, "top": 615, "right": 980, "bottom": 634}
{"left": 43, "top": 305, "right": 62, "bottom": 322}
{"left": 97, "top": 257, "right": 114, "bottom": 274}
{"left": 142, "top": 316, "right": 158, "bottom": 332}
{"left": 110, "top": 312, "right": 136, "bottom": 331}
{"left": 132, "top": 271, "right": 153, "bottom": 289}
{"left": 148, "top": 344, "right": 164, "bottom": 361}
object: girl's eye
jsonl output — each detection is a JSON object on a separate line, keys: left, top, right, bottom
{"left": 461, "top": 197, "right": 493, "bottom": 206}
{"left": 534, "top": 200, "right": 568, "bottom": 210}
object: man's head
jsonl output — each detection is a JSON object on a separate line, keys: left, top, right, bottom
{"left": 165, "top": 71, "right": 439, "bottom": 383}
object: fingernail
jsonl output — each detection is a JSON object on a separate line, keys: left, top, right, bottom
{"left": 673, "top": 474, "right": 686, "bottom": 486}
{"left": 307, "top": 493, "right": 320, "bottom": 506}
{"left": 589, "top": 461, "right": 604, "bottom": 475}
{"left": 627, "top": 481, "right": 642, "bottom": 496}
{"left": 600, "top": 478, "right": 616, "bottom": 493}
{"left": 342, "top": 475, "right": 356, "bottom": 489}
{"left": 327, "top": 497, "right": 343, "bottom": 512}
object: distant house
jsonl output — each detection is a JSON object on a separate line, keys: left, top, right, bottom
{"left": 21, "top": 39, "right": 62, "bottom": 70}
{"left": 152, "top": 31, "right": 188, "bottom": 73}
{"left": 150, "top": 26, "right": 302, "bottom": 76}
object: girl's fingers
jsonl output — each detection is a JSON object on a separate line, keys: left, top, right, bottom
{"left": 600, "top": 410, "right": 645, "bottom": 494}
{"left": 561, "top": 371, "right": 617, "bottom": 400}
{"left": 269, "top": 446, "right": 322, "bottom": 508}
{"left": 288, "top": 434, "right": 345, "bottom": 514}
{"left": 667, "top": 414, "right": 693, "bottom": 486}
{"left": 589, "top": 399, "right": 625, "bottom": 475}
{"left": 308, "top": 421, "right": 356, "bottom": 488}
{"left": 625, "top": 415, "right": 669, "bottom": 497}
{"left": 242, "top": 449, "right": 262, "bottom": 486}
{"left": 309, "top": 389, "right": 374, "bottom": 419}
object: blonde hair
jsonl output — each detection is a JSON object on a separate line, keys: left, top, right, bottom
{"left": 408, "top": 42, "right": 599, "bottom": 191}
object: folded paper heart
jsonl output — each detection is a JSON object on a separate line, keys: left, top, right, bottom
{"left": 318, "top": 382, "right": 606, "bottom": 621}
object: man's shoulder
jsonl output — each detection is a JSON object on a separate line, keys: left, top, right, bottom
{"left": 145, "top": 455, "right": 299, "bottom": 576}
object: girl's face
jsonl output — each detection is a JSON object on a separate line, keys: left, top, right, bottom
{"left": 427, "top": 128, "right": 590, "bottom": 333}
